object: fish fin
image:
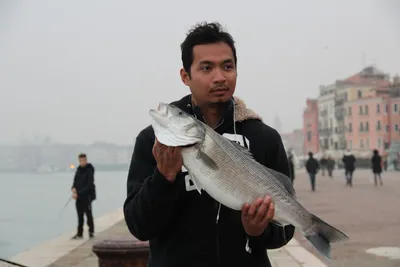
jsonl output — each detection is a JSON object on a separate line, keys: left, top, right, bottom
{"left": 230, "top": 141, "right": 255, "bottom": 159}
{"left": 266, "top": 168, "right": 296, "bottom": 197}
{"left": 189, "top": 173, "right": 202, "bottom": 194}
{"left": 305, "top": 214, "right": 350, "bottom": 261}
{"left": 197, "top": 150, "right": 219, "bottom": 170}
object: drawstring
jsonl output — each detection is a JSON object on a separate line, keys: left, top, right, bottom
{"left": 216, "top": 202, "right": 221, "bottom": 223}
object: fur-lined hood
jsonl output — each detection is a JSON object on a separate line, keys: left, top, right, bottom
{"left": 232, "top": 96, "right": 263, "bottom": 122}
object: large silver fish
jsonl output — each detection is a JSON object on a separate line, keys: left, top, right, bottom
{"left": 149, "top": 102, "right": 349, "bottom": 261}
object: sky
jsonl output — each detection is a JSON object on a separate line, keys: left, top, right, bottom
{"left": 0, "top": 0, "right": 399, "bottom": 145}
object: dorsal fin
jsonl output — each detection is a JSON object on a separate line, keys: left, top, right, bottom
{"left": 229, "top": 140, "right": 255, "bottom": 159}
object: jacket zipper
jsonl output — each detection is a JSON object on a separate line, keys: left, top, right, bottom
{"left": 215, "top": 201, "right": 221, "bottom": 267}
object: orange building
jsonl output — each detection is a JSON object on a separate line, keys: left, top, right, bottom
{"left": 303, "top": 99, "right": 319, "bottom": 155}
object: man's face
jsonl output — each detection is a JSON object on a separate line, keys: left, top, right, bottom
{"left": 180, "top": 42, "right": 237, "bottom": 106}
{"left": 79, "top": 157, "right": 87, "bottom": 167}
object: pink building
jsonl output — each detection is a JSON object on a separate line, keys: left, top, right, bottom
{"left": 344, "top": 96, "right": 392, "bottom": 154}
{"left": 389, "top": 97, "right": 400, "bottom": 143}
{"left": 303, "top": 99, "right": 319, "bottom": 155}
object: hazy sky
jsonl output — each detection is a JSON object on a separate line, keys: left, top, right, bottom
{"left": 1, "top": 0, "right": 399, "bottom": 145}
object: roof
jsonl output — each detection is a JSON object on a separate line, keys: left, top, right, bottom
{"left": 339, "top": 66, "right": 390, "bottom": 87}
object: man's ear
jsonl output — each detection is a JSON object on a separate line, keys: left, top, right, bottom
{"left": 180, "top": 68, "right": 190, "bottom": 86}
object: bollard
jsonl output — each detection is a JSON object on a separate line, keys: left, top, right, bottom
{"left": 92, "top": 235, "right": 149, "bottom": 267}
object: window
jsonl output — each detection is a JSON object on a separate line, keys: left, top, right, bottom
{"left": 359, "top": 122, "right": 364, "bottom": 132}
{"left": 376, "top": 104, "right": 380, "bottom": 113}
{"left": 365, "top": 122, "right": 369, "bottom": 132}
{"left": 348, "top": 123, "right": 352, "bottom": 132}
{"left": 365, "top": 105, "right": 369, "bottom": 115}
{"left": 348, "top": 107, "right": 352, "bottom": 116}
{"left": 394, "top": 104, "right": 399, "bottom": 113}
{"left": 385, "top": 104, "right": 388, "bottom": 113}
{"left": 307, "top": 131, "right": 312, "bottom": 141}
{"left": 395, "top": 124, "right": 399, "bottom": 132}
{"left": 358, "top": 90, "right": 362, "bottom": 98}
{"left": 377, "top": 120, "right": 381, "bottom": 131}
{"left": 360, "top": 139, "right": 364, "bottom": 148}
{"left": 359, "top": 106, "right": 363, "bottom": 114}
{"left": 386, "top": 125, "right": 390, "bottom": 132}
{"left": 366, "top": 138, "right": 369, "bottom": 149}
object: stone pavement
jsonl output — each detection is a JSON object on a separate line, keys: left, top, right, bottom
{"left": 293, "top": 169, "right": 400, "bottom": 267}
{"left": 49, "top": 218, "right": 324, "bottom": 267}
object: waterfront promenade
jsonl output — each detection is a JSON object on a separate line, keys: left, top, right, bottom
{"left": 6, "top": 169, "right": 400, "bottom": 267}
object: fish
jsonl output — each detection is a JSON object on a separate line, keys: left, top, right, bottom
{"left": 149, "top": 102, "right": 349, "bottom": 261}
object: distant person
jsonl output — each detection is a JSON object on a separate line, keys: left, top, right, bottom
{"left": 319, "top": 156, "right": 327, "bottom": 176}
{"left": 287, "top": 152, "right": 295, "bottom": 184}
{"left": 342, "top": 150, "right": 356, "bottom": 187}
{"left": 326, "top": 156, "right": 335, "bottom": 178}
{"left": 305, "top": 152, "right": 319, "bottom": 191}
{"left": 371, "top": 149, "right": 383, "bottom": 186}
{"left": 71, "top": 153, "right": 96, "bottom": 239}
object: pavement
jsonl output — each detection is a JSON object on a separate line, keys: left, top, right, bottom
{"left": 5, "top": 168, "right": 400, "bottom": 267}
{"left": 293, "top": 168, "right": 400, "bottom": 267}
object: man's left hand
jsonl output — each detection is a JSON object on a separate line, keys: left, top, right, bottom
{"left": 241, "top": 196, "right": 275, "bottom": 237}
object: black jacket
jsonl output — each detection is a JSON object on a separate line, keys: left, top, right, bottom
{"left": 123, "top": 95, "right": 295, "bottom": 267}
{"left": 72, "top": 163, "right": 96, "bottom": 201}
{"left": 342, "top": 154, "right": 356, "bottom": 172}
{"left": 371, "top": 153, "right": 382, "bottom": 173}
{"left": 306, "top": 157, "right": 319, "bottom": 174}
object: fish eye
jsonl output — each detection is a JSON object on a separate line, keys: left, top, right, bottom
{"left": 178, "top": 111, "right": 183, "bottom": 115}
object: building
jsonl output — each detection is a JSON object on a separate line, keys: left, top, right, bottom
{"left": 343, "top": 75, "right": 400, "bottom": 155}
{"left": 303, "top": 99, "right": 319, "bottom": 155}
{"left": 281, "top": 129, "right": 304, "bottom": 157}
{"left": 344, "top": 96, "right": 391, "bottom": 155}
{"left": 317, "top": 83, "right": 339, "bottom": 152}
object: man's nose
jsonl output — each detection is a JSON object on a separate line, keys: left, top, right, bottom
{"left": 212, "top": 68, "right": 227, "bottom": 83}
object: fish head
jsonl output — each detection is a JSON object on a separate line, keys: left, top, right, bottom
{"left": 149, "top": 102, "right": 206, "bottom": 147}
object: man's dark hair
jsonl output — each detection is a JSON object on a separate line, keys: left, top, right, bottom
{"left": 180, "top": 21, "right": 237, "bottom": 77}
{"left": 78, "top": 153, "right": 87, "bottom": 159}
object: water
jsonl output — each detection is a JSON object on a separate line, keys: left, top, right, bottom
{"left": 0, "top": 170, "right": 128, "bottom": 259}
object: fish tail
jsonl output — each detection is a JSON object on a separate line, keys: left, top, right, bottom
{"left": 305, "top": 214, "right": 349, "bottom": 261}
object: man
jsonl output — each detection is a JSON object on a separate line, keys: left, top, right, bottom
{"left": 123, "top": 22, "right": 294, "bottom": 267}
{"left": 319, "top": 155, "right": 327, "bottom": 176}
{"left": 371, "top": 149, "right": 383, "bottom": 186}
{"left": 305, "top": 152, "right": 319, "bottom": 191}
{"left": 71, "top": 153, "right": 96, "bottom": 239}
{"left": 326, "top": 156, "right": 335, "bottom": 178}
{"left": 287, "top": 151, "right": 295, "bottom": 183}
{"left": 342, "top": 150, "right": 356, "bottom": 187}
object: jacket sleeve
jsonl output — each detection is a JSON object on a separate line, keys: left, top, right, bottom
{"left": 248, "top": 128, "right": 295, "bottom": 249}
{"left": 123, "top": 127, "right": 181, "bottom": 241}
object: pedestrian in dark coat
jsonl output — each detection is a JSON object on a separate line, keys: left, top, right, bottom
{"left": 371, "top": 149, "right": 383, "bottom": 186}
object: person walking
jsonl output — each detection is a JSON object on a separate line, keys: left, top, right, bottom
{"left": 326, "top": 156, "right": 335, "bottom": 178}
{"left": 288, "top": 152, "right": 295, "bottom": 184}
{"left": 71, "top": 153, "right": 96, "bottom": 239}
{"left": 342, "top": 150, "right": 356, "bottom": 187}
{"left": 371, "top": 149, "right": 383, "bottom": 186}
{"left": 305, "top": 152, "right": 319, "bottom": 191}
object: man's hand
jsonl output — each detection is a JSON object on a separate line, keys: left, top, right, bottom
{"left": 72, "top": 187, "right": 78, "bottom": 200}
{"left": 241, "top": 196, "right": 275, "bottom": 237}
{"left": 152, "top": 139, "right": 183, "bottom": 182}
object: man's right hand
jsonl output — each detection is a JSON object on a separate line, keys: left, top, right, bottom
{"left": 152, "top": 139, "right": 183, "bottom": 182}
{"left": 72, "top": 188, "right": 78, "bottom": 199}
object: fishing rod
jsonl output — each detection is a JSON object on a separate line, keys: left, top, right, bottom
{"left": 56, "top": 195, "right": 72, "bottom": 222}
{"left": 0, "top": 257, "right": 31, "bottom": 267}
